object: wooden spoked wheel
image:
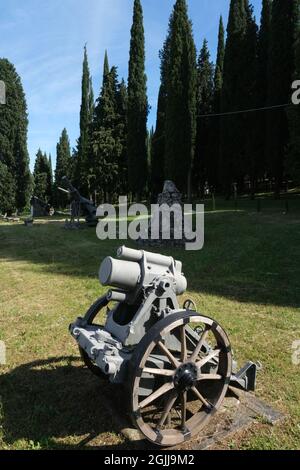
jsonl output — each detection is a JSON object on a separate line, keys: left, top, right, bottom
{"left": 129, "top": 311, "right": 232, "bottom": 447}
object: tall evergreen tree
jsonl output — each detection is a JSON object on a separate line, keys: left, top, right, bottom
{"left": 267, "top": 0, "right": 300, "bottom": 196}
{"left": 216, "top": 16, "right": 225, "bottom": 76}
{"left": 151, "top": 32, "right": 172, "bottom": 199}
{"left": 164, "top": 0, "right": 197, "bottom": 197}
{"left": 0, "top": 161, "right": 15, "bottom": 214}
{"left": 45, "top": 153, "right": 53, "bottom": 202}
{"left": 146, "top": 127, "right": 153, "bottom": 192}
{"left": 103, "top": 50, "right": 110, "bottom": 79}
{"left": 33, "top": 149, "right": 52, "bottom": 202}
{"left": 151, "top": 86, "right": 166, "bottom": 198}
{"left": 55, "top": 128, "right": 72, "bottom": 207}
{"left": 0, "top": 59, "right": 31, "bottom": 211}
{"left": 49, "top": 154, "right": 53, "bottom": 186}
{"left": 243, "top": 2, "right": 259, "bottom": 195}
{"left": 92, "top": 57, "right": 128, "bottom": 201}
{"left": 288, "top": 27, "right": 300, "bottom": 183}
{"left": 92, "top": 65, "right": 118, "bottom": 200}
{"left": 127, "top": 0, "right": 148, "bottom": 199}
{"left": 75, "top": 45, "right": 94, "bottom": 194}
{"left": 221, "top": 0, "right": 257, "bottom": 196}
{"left": 213, "top": 16, "right": 225, "bottom": 191}
{"left": 256, "top": 0, "right": 272, "bottom": 182}
{"left": 147, "top": 126, "right": 154, "bottom": 170}
{"left": 221, "top": 0, "right": 246, "bottom": 195}
{"left": 93, "top": 52, "right": 110, "bottom": 128}
{"left": 115, "top": 78, "right": 128, "bottom": 195}
{"left": 194, "top": 40, "right": 215, "bottom": 195}
{"left": 214, "top": 16, "right": 225, "bottom": 109}
{"left": 48, "top": 153, "right": 53, "bottom": 204}
{"left": 90, "top": 52, "right": 110, "bottom": 200}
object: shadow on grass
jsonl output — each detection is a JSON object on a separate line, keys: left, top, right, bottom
{"left": 0, "top": 356, "right": 138, "bottom": 450}
{"left": 0, "top": 211, "right": 299, "bottom": 309}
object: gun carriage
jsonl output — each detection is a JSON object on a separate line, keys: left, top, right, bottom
{"left": 59, "top": 177, "right": 97, "bottom": 227}
{"left": 70, "top": 246, "right": 258, "bottom": 447}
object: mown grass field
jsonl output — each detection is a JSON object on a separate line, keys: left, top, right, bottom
{"left": 0, "top": 200, "right": 300, "bottom": 450}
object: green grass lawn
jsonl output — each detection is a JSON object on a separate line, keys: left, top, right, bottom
{"left": 0, "top": 205, "right": 300, "bottom": 450}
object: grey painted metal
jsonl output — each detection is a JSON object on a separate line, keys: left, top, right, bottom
{"left": 100, "top": 257, "right": 141, "bottom": 290}
{"left": 72, "top": 322, "right": 131, "bottom": 382}
{"left": 111, "top": 245, "right": 187, "bottom": 297}
{"left": 230, "top": 361, "right": 259, "bottom": 392}
{"left": 70, "top": 246, "right": 258, "bottom": 395}
{"left": 98, "top": 247, "right": 188, "bottom": 347}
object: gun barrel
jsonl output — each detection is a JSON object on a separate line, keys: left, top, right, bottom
{"left": 99, "top": 247, "right": 187, "bottom": 296}
{"left": 117, "top": 246, "right": 173, "bottom": 268}
{"left": 107, "top": 290, "right": 128, "bottom": 302}
{"left": 99, "top": 257, "right": 141, "bottom": 291}
{"left": 58, "top": 187, "right": 70, "bottom": 194}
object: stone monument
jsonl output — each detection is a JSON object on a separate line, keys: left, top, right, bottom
{"left": 138, "top": 180, "right": 186, "bottom": 248}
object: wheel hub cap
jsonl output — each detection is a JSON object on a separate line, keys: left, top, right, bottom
{"left": 174, "top": 363, "right": 197, "bottom": 391}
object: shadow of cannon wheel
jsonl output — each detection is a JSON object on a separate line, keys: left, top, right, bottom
{"left": 0, "top": 356, "right": 136, "bottom": 450}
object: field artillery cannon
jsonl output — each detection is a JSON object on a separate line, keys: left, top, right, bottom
{"left": 30, "top": 196, "right": 54, "bottom": 217}
{"left": 70, "top": 246, "right": 258, "bottom": 447}
{"left": 58, "top": 177, "right": 97, "bottom": 227}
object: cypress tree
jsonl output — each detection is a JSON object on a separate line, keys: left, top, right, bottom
{"left": 45, "top": 153, "right": 53, "bottom": 203}
{"left": 33, "top": 149, "right": 52, "bottom": 202}
{"left": 0, "top": 161, "right": 15, "bottom": 214}
{"left": 243, "top": 2, "right": 258, "bottom": 196}
{"left": 48, "top": 154, "right": 53, "bottom": 203}
{"left": 103, "top": 50, "right": 110, "bottom": 80}
{"left": 90, "top": 53, "right": 110, "bottom": 201}
{"left": 115, "top": 78, "right": 128, "bottom": 195}
{"left": 256, "top": 0, "right": 272, "bottom": 182}
{"left": 267, "top": 0, "right": 299, "bottom": 197}
{"left": 92, "top": 56, "right": 116, "bottom": 201}
{"left": 92, "top": 58, "right": 127, "bottom": 202}
{"left": 146, "top": 127, "right": 153, "bottom": 194}
{"left": 213, "top": 16, "right": 225, "bottom": 192}
{"left": 127, "top": 0, "right": 148, "bottom": 200}
{"left": 221, "top": 0, "right": 256, "bottom": 196}
{"left": 99, "top": 65, "right": 119, "bottom": 200}
{"left": 216, "top": 16, "right": 225, "bottom": 78}
{"left": 151, "top": 86, "right": 166, "bottom": 198}
{"left": 148, "top": 126, "right": 154, "bottom": 170}
{"left": 0, "top": 59, "right": 31, "bottom": 212}
{"left": 93, "top": 52, "right": 111, "bottom": 127}
{"left": 214, "top": 16, "right": 225, "bottom": 110}
{"left": 194, "top": 39, "right": 215, "bottom": 195}
{"left": 55, "top": 128, "right": 72, "bottom": 207}
{"left": 14, "top": 129, "right": 32, "bottom": 210}
{"left": 151, "top": 33, "right": 172, "bottom": 199}
{"left": 288, "top": 27, "right": 300, "bottom": 183}
{"left": 49, "top": 154, "right": 53, "bottom": 187}
{"left": 164, "top": 0, "right": 197, "bottom": 197}
{"left": 75, "top": 45, "right": 94, "bottom": 194}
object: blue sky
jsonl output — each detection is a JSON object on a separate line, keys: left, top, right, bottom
{"left": 0, "top": 0, "right": 262, "bottom": 170}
